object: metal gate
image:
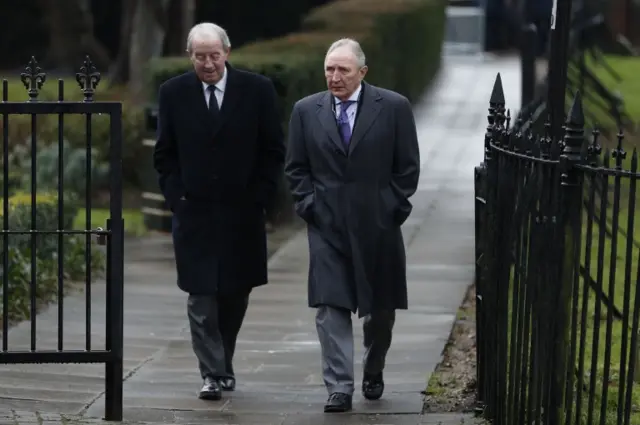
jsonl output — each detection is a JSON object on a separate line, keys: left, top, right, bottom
{"left": 0, "top": 56, "right": 124, "bottom": 420}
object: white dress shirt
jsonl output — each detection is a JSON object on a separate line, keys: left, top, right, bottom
{"left": 202, "top": 65, "right": 228, "bottom": 110}
{"left": 333, "top": 83, "right": 361, "bottom": 132}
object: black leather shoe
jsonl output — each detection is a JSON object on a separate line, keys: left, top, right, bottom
{"left": 362, "top": 372, "right": 384, "bottom": 400}
{"left": 198, "top": 377, "right": 222, "bottom": 400}
{"left": 324, "top": 392, "right": 352, "bottom": 413}
{"left": 220, "top": 377, "right": 236, "bottom": 391}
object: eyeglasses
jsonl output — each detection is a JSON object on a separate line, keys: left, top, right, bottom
{"left": 191, "top": 52, "right": 222, "bottom": 63}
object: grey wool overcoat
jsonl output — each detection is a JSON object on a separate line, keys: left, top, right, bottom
{"left": 284, "top": 82, "right": 420, "bottom": 318}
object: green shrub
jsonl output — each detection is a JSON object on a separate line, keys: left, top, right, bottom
{"left": 301, "top": 0, "right": 446, "bottom": 102}
{"left": 0, "top": 81, "right": 145, "bottom": 190}
{"left": 149, "top": 0, "right": 445, "bottom": 105}
{"left": 9, "top": 140, "right": 110, "bottom": 201}
{"left": 0, "top": 192, "right": 105, "bottom": 325}
{"left": 146, "top": 0, "right": 446, "bottom": 221}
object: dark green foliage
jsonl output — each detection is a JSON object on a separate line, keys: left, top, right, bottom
{"left": 10, "top": 141, "right": 109, "bottom": 202}
{"left": 0, "top": 192, "right": 105, "bottom": 324}
{"left": 149, "top": 0, "right": 446, "bottom": 117}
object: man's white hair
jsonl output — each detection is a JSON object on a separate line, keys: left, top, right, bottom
{"left": 186, "top": 22, "right": 231, "bottom": 53}
{"left": 325, "top": 38, "right": 366, "bottom": 68}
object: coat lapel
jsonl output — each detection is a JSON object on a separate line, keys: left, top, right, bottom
{"left": 348, "top": 82, "right": 382, "bottom": 155}
{"left": 189, "top": 72, "right": 213, "bottom": 132}
{"left": 212, "top": 62, "right": 241, "bottom": 138}
{"left": 316, "top": 92, "right": 347, "bottom": 154}
{"left": 189, "top": 62, "right": 243, "bottom": 139}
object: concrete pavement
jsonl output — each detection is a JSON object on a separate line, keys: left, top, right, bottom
{"left": 0, "top": 54, "right": 520, "bottom": 424}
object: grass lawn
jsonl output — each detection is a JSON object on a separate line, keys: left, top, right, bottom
{"left": 570, "top": 171, "right": 640, "bottom": 425}
{"left": 492, "top": 164, "right": 640, "bottom": 425}
{"left": 73, "top": 208, "right": 147, "bottom": 237}
{"left": 572, "top": 56, "right": 640, "bottom": 423}
{"left": 570, "top": 54, "right": 640, "bottom": 147}
{"left": 586, "top": 55, "right": 640, "bottom": 118}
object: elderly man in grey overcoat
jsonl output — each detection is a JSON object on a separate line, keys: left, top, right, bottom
{"left": 284, "top": 38, "right": 420, "bottom": 413}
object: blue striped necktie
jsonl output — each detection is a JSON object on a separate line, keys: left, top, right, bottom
{"left": 338, "top": 100, "right": 356, "bottom": 146}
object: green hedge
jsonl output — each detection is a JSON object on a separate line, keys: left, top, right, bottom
{"left": 0, "top": 192, "right": 105, "bottom": 326}
{"left": 147, "top": 0, "right": 446, "bottom": 220}
{"left": 150, "top": 0, "right": 445, "bottom": 109}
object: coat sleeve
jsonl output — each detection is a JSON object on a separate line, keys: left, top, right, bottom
{"left": 152, "top": 83, "right": 185, "bottom": 212}
{"left": 284, "top": 103, "right": 315, "bottom": 224}
{"left": 253, "top": 78, "right": 286, "bottom": 210}
{"left": 391, "top": 96, "right": 421, "bottom": 225}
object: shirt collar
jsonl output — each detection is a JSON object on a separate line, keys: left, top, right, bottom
{"left": 202, "top": 64, "right": 228, "bottom": 93}
{"left": 334, "top": 83, "right": 362, "bottom": 105}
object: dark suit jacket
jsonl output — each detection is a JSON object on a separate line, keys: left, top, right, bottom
{"left": 153, "top": 63, "right": 285, "bottom": 295}
{"left": 284, "top": 82, "right": 420, "bottom": 317}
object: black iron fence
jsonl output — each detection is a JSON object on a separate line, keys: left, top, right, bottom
{"left": 475, "top": 73, "right": 640, "bottom": 425}
{"left": 0, "top": 57, "right": 124, "bottom": 420}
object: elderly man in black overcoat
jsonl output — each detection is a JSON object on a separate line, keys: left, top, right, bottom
{"left": 153, "top": 22, "right": 285, "bottom": 400}
{"left": 284, "top": 38, "right": 420, "bottom": 412}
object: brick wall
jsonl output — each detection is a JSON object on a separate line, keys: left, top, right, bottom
{"left": 606, "top": 0, "right": 626, "bottom": 36}
{"left": 606, "top": 0, "right": 640, "bottom": 45}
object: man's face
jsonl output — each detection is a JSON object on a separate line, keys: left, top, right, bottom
{"left": 324, "top": 47, "right": 368, "bottom": 101}
{"left": 190, "top": 36, "right": 229, "bottom": 84}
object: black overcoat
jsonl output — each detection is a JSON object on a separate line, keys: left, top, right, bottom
{"left": 284, "top": 82, "right": 420, "bottom": 318}
{"left": 153, "top": 64, "right": 285, "bottom": 296}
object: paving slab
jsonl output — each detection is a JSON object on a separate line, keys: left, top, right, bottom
{"left": 0, "top": 410, "right": 477, "bottom": 425}
{"left": 0, "top": 54, "right": 520, "bottom": 424}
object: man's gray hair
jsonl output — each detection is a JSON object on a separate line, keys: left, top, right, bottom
{"left": 186, "top": 22, "right": 231, "bottom": 52}
{"left": 325, "top": 38, "right": 366, "bottom": 68}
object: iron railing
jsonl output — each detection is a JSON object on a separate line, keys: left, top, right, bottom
{"left": 475, "top": 73, "right": 640, "bottom": 425}
{"left": 0, "top": 56, "right": 124, "bottom": 420}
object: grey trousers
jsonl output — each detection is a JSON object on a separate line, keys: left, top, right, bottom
{"left": 315, "top": 305, "right": 395, "bottom": 395}
{"left": 187, "top": 293, "right": 249, "bottom": 380}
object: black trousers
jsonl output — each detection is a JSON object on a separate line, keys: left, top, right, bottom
{"left": 187, "top": 292, "right": 250, "bottom": 380}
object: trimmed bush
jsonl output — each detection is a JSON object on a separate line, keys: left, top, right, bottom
{"left": 0, "top": 81, "right": 145, "bottom": 189}
{"left": 146, "top": 0, "right": 446, "bottom": 220}
{"left": 300, "top": 0, "right": 446, "bottom": 102}
{"left": 0, "top": 192, "right": 105, "bottom": 325}
{"left": 9, "top": 140, "right": 110, "bottom": 202}
{"left": 149, "top": 0, "right": 445, "bottom": 104}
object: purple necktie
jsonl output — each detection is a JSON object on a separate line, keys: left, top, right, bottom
{"left": 338, "top": 100, "right": 356, "bottom": 146}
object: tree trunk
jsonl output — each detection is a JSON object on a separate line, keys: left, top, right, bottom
{"left": 128, "top": 0, "right": 171, "bottom": 100}
{"left": 39, "top": 0, "right": 111, "bottom": 71}
{"left": 109, "top": 0, "right": 139, "bottom": 86}
{"left": 181, "top": 0, "right": 196, "bottom": 50}
{"left": 162, "top": 0, "right": 196, "bottom": 56}
{"left": 76, "top": 0, "right": 112, "bottom": 68}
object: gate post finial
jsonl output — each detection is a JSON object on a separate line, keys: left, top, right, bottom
{"left": 612, "top": 129, "right": 627, "bottom": 168}
{"left": 587, "top": 128, "right": 602, "bottom": 165}
{"left": 20, "top": 56, "right": 46, "bottom": 102}
{"left": 562, "top": 90, "right": 585, "bottom": 173}
{"left": 486, "top": 73, "right": 506, "bottom": 152}
{"left": 76, "top": 56, "right": 101, "bottom": 102}
{"left": 489, "top": 73, "right": 505, "bottom": 106}
{"left": 491, "top": 73, "right": 506, "bottom": 130}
